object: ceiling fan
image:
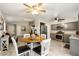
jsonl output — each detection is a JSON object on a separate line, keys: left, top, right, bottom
{"left": 23, "top": 3, "right": 46, "bottom": 14}
{"left": 54, "top": 17, "right": 65, "bottom": 22}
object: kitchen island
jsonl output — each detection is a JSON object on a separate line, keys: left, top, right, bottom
{"left": 70, "top": 35, "right": 79, "bottom": 56}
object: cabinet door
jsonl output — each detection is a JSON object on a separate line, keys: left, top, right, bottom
{"left": 65, "top": 22, "right": 78, "bottom": 30}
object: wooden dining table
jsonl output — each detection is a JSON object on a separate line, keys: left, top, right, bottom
{"left": 20, "top": 35, "right": 45, "bottom": 56}
{"left": 21, "top": 36, "right": 44, "bottom": 42}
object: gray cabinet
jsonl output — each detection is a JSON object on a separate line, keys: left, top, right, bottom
{"left": 51, "top": 22, "right": 78, "bottom": 30}
{"left": 64, "top": 22, "right": 78, "bottom": 30}
{"left": 50, "top": 33, "right": 56, "bottom": 40}
{"left": 50, "top": 33, "right": 70, "bottom": 43}
{"left": 64, "top": 34, "right": 70, "bottom": 43}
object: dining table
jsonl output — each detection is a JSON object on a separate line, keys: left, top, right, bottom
{"left": 20, "top": 35, "right": 45, "bottom": 56}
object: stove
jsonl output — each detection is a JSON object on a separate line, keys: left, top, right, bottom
{"left": 56, "top": 31, "right": 64, "bottom": 41}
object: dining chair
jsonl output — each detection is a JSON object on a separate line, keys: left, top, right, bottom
{"left": 24, "top": 34, "right": 30, "bottom": 38}
{"left": 11, "top": 37, "right": 31, "bottom": 56}
{"left": 23, "top": 34, "right": 31, "bottom": 45}
{"left": 41, "top": 34, "right": 46, "bottom": 39}
{"left": 33, "top": 38, "right": 51, "bottom": 56}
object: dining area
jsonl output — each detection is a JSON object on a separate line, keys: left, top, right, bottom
{"left": 11, "top": 33, "right": 51, "bottom": 56}
{"left": 9, "top": 33, "right": 50, "bottom": 56}
{"left": 0, "top": 24, "right": 51, "bottom": 56}
{"left": 0, "top": 13, "right": 51, "bottom": 56}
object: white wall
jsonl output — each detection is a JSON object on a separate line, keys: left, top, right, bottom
{"left": 34, "top": 19, "right": 51, "bottom": 39}
{"left": 7, "top": 22, "right": 30, "bottom": 36}
{"left": 7, "top": 24, "right": 16, "bottom": 35}
{"left": 16, "top": 22, "right": 30, "bottom": 35}
{"left": 34, "top": 19, "right": 40, "bottom": 35}
{"left": 45, "top": 23, "right": 51, "bottom": 39}
{"left": 0, "top": 11, "right": 5, "bottom": 37}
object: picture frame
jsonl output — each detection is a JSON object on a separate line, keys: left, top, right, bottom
{"left": 21, "top": 26, "right": 26, "bottom": 31}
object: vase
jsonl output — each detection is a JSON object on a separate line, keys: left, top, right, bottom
{"left": 31, "top": 34, "right": 36, "bottom": 40}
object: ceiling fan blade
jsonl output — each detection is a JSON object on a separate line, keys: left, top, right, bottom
{"left": 58, "top": 19, "right": 64, "bottom": 20}
{"left": 40, "top": 10, "right": 46, "bottom": 12}
{"left": 32, "top": 5, "right": 36, "bottom": 8}
{"left": 23, "top": 3, "right": 31, "bottom": 8}
{"left": 38, "top": 3, "right": 43, "bottom": 7}
{"left": 26, "top": 10, "right": 32, "bottom": 13}
{"left": 31, "top": 3, "right": 43, "bottom": 9}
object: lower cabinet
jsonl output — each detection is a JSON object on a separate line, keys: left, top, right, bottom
{"left": 50, "top": 33, "right": 70, "bottom": 43}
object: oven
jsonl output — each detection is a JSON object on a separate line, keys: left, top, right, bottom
{"left": 56, "top": 31, "right": 64, "bottom": 41}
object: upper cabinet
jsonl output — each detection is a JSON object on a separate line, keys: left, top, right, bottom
{"left": 51, "top": 21, "right": 78, "bottom": 30}
{"left": 64, "top": 22, "right": 78, "bottom": 30}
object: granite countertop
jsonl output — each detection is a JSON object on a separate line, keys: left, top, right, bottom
{"left": 69, "top": 35, "right": 79, "bottom": 40}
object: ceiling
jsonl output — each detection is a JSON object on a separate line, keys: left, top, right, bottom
{"left": 0, "top": 3, "right": 79, "bottom": 22}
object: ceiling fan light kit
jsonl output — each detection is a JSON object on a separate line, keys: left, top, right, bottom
{"left": 23, "top": 3, "right": 46, "bottom": 15}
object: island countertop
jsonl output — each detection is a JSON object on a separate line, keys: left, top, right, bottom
{"left": 69, "top": 35, "right": 79, "bottom": 40}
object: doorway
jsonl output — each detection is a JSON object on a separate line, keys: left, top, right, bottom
{"left": 40, "top": 22, "right": 47, "bottom": 38}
